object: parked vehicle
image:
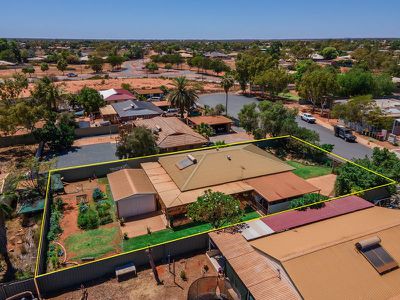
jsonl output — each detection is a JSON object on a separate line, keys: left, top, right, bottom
{"left": 66, "top": 73, "right": 78, "bottom": 77}
{"left": 163, "top": 108, "right": 179, "bottom": 117}
{"left": 300, "top": 113, "right": 316, "bottom": 123}
{"left": 334, "top": 125, "right": 357, "bottom": 142}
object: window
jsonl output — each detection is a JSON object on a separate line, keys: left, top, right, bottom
{"left": 356, "top": 236, "right": 398, "bottom": 274}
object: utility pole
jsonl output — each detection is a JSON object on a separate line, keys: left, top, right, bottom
{"left": 146, "top": 248, "right": 162, "bottom": 285}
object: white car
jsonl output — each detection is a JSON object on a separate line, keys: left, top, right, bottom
{"left": 300, "top": 113, "right": 316, "bottom": 123}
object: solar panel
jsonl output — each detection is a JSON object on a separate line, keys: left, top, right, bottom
{"left": 176, "top": 158, "right": 194, "bottom": 170}
{"left": 356, "top": 238, "right": 398, "bottom": 274}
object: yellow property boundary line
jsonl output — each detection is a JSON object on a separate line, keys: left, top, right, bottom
{"left": 33, "top": 135, "right": 397, "bottom": 281}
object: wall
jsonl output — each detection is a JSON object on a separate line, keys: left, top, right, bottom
{"left": 0, "top": 279, "right": 36, "bottom": 300}
{"left": 36, "top": 233, "right": 208, "bottom": 297}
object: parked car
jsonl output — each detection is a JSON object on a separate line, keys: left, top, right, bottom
{"left": 334, "top": 125, "right": 357, "bottom": 142}
{"left": 163, "top": 108, "right": 179, "bottom": 117}
{"left": 300, "top": 113, "right": 316, "bottom": 123}
{"left": 66, "top": 73, "right": 78, "bottom": 77}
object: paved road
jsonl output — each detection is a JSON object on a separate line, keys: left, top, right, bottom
{"left": 198, "top": 93, "right": 373, "bottom": 160}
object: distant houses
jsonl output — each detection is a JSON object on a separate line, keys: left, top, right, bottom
{"left": 100, "top": 100, "right": 163, "bottom": 123}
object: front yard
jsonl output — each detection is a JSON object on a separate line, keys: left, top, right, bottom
{"left": 287, "top": 160, "right": 332, "bottom": 179}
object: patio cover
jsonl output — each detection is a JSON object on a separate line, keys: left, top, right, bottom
{"left": 245, "top": 172, "right": 320, "bottom": 203}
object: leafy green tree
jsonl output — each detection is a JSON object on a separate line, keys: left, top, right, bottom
{"left": 373, "top": 73, "right": 395, "bottom": 97}
{"left": 22, "top": 66, "right": 35, "bottom": 78}
{"left": 145, "top": 62, "right": 159, "bottom": 73}
{"left": 88, "top": 56, "right": 104, "bottom": 73}
{"left": 187, "top": 190, "right": 244, "bottom": 228}
{"left": 108, "top": 55, "right": 125, "bottom": 70}
{"left": 116, "top": 126, "right": 158, "bottom": 159}
{"left": 238, "top": 103, "right": 259, "bottom": 134}
{"left": 56, "top": 58, "right": 68, "bottom": 75}
{"left": 0, "top": 73, "right": 28, "bottom": 106}
{"left": 321, "top": 47, "right": 338, "bottom": 60}
{"left": 337, "top": 68, "right": 375, "bottom": 97}
{"left": 255, "top": 68, "right": 290, "bottom": 98}
{"left": 195, "top": 123, "right": 215, "bottom": 138}
{"left": 297, "top": 67, "right": 338, "bottom": 112}
{"left": 335, "top": 148, "right": 400, "bottom": 196}
{"left": 258, "top": 101, "right": 298, "bottom": 137}
{"left": 40, "top": 62, "right": 49, "bottom": 73}
{"left": 76, "top": 87, "right": 105, "bottom": 114}
{"left": 30, "top": 77, "right": 63, "bottom": 111}
{"left": 294, "top": 60, "right": 318, "bottom": 82}
{"left": 220, "top": 74, "right": 235, "bottom": 115}
{"left": 33, "top": 112, "right": 75, "bottom": 151}
{"left": 168, "top": 77, "right": 198, "bottom": 118}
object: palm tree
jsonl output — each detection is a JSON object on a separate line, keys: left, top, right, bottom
{"left": 220, "top": 74, "right": 235, "bottom": 116}
{"left": 0, "top": 198, "right": 14, "bottom": 281}
{"left": 168, "top": 77, "right": 198, "bottom": 118}
{"left": 31, "top": 77, "right": 63, "bottom": 111}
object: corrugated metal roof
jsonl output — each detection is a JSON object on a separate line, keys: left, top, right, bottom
{"left": 209, "top": 231, "right": 300, "bottom": 300}
{"left": 111, "top": 100, "right": 163, "bottom": 118}
{"left": 188, "top": 115, "right": 233, "bottom": 126}
{"left": 245, "top": 172, "right": 320, "bottom": 203}
{"left": 262, "top": 195, "right": 373, "bottom": 232}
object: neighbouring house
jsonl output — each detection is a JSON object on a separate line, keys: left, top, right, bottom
{"left": 134, "top": 88, "right": 164, "bottom": 100}
{"left": 249, "top": 205, "right": 400, "bottom": 300}
{"left": 140, "top": 144, "right": 318, "bottom": 226}
{"left": 99, "top": 105, "right": 118, "bottom": 123}
{"left": 208, "top": 196, "right": 400, "bottom": 300}
{"left": 104, "top": 100, "right": 163, "bottom": 123}
{"left": 151, "top": 100, "right": 170, "bottom": 111}
{"left": 133, "top": 116, "right": 208, "bottom": 152}
{"left": 187, "top": 115, "right": 234, "bottom": 135}
{"left": 99, "top": 89, "right": 136, "bottom": 104}
{"left": 204, "top": 51, "right": 229, "bottom": 59}
{"left": 107, "top": 168, "right": 158, "bottom": 219}
{"left": 75, "top": 117, "right": 91, "bottom": 128}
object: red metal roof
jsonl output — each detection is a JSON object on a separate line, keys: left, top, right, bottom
{"left": 262, "top": 195, "right": 374, "bottom": 232}
{"left": 105, "top": 89, "right": 136, "bottom": 101}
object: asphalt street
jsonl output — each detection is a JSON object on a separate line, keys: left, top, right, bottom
{"left": 198, "top": 93, "right": 373, "bottom": 160}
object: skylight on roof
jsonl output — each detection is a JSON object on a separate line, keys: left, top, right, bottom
{"left": 176, "top": 155, "right": 197, "bottom": 170}
{"left": 356, "top": 236, "right": 398, "bottom": 275}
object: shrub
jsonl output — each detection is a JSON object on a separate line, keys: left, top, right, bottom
{"left": 78, "top": 207, "right": 100, "bottom": 230}
{"left": 92, "top": 188, "right": 104, "bottom": 201}
{"left": 289, "top": 193, "right": 329, "bottom": 210}
{"left": 180, "top": 270, "right": 187, "bottom": 281}
{"left": 99, "top": 214, "right": 113, "bottom": 225}
{"left": 47, "top": 202, "right": 63, "bottom": 241}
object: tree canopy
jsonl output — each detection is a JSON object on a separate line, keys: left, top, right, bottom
{"left": 168, "top": 77, "right": 198, "bottom": 118}
{"left": 116, "top": 126, "right": 158, "bottom": 159}
{"left": 187, "top": 190, "right": 244, "bottom": 228}
{"left": 76, "top": 87, "right": 105, "bottom": 115}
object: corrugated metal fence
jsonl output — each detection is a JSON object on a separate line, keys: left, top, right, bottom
{"left": 0, "top": 278, "right": 36, "bottom": 300}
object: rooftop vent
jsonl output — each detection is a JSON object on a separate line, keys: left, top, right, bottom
{"left": 227, "top": 155, "right": 231, "bottom": 161}
{"left": 155, "top": 125, "right": 162, "bottom": 132}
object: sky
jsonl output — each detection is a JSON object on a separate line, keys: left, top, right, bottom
{"left": 1, "top": 0, "right": 399, "bottom": 40}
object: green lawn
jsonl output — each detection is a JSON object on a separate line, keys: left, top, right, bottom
{"left": 287, "top": 161, "right": 332, "bottom": 179}
{"left": 122, "top": 209, "right": 261, "bottom": 252}
{"left": 64, "top": 226, "right": 121, "bottom": 260}
{"left": 278, "top": 92, "right": 300, "bottom": 101}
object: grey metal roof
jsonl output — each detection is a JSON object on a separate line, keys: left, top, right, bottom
{"left": 111, "top": 100, "right": 163, "bottom": 118}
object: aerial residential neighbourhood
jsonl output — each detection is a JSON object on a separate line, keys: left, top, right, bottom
{"left": 1, "top": 1, "right": 400, "bottom": 300}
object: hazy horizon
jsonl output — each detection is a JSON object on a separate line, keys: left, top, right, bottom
{"left": 1, "top": 0, "right": 400, "bottom": 40}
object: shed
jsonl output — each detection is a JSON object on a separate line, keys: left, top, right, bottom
{"left": 107, "top": 169, "right": 157, "bottom": 218}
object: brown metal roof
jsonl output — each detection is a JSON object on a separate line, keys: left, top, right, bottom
{"left": 188, "top": 115, "right": 233, "bottom": 126}
{"left": 245, "top": 172, "right": 320, "bottom": 203}
{"left": 100, "top": 105, "right": 117, "bottom": 116}
{"left": 141, "top": 162, "right": 253, "bottom": 208}
{"left": 133, "top": 117, "right": 207, "bottom": 149}
{"left": 158, "top": 144, "right": 294, "bottom": 192}
{"left": 251, "top": 207, "right": 400, "bottom": 300}
{"left": 209, "top": 231, "right": 300, "bottom": 300}
{"left": 135, "top": 88, "right": 163, "bottom": 95}
{"left": 107, "top": 169, "right": 156, "bottom": 201}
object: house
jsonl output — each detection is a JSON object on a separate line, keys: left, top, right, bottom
{"left": 208, "top": 196, "right": 400, "bottom": 300}
{"left": 107, "top": 169, "right": 158, "bottom": 219}
{"left": 187, "top": 115, "right": 233, "bottom": 135}
{"left": 140, "top": 144, "right": 318, "bottom": 226}
{"left": 106, "top": 100, "right": 163, "bottom": 122}
{"left": 204, "top": 51, "right": 229, "bottom": 59}
{"left": 99, "top": 89, "right": 136, "bottom": 104}
{"left": 135, "top": 88, "right": 164, "bottom": 100}
{"left": 133, "top": 116, "right": 208, "bottom": 152}
{"left": 99, "top": 105, "right": 118, "bottom": 123}
{"left": 250, "top": 205, "right": 400, "bottom": 300}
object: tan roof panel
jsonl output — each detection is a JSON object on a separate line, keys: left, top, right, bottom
{"left": 107, "top": 169, "right": 156, "bottom": 201}
{"left": 159, "top": 144, "right": 294, "bottom": 192}
{"left": 245, "top": 172, "right": 320, "bottom": 203}
{"left": 133, "top": 116, "right": 207, "bottom": 149}
{"left": 100, "top": 105, "right": 117, "bottom": 116}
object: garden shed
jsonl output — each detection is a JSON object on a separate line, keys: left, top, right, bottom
{"left": 107, "top": 168, "right": 157, "bottom": 219}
